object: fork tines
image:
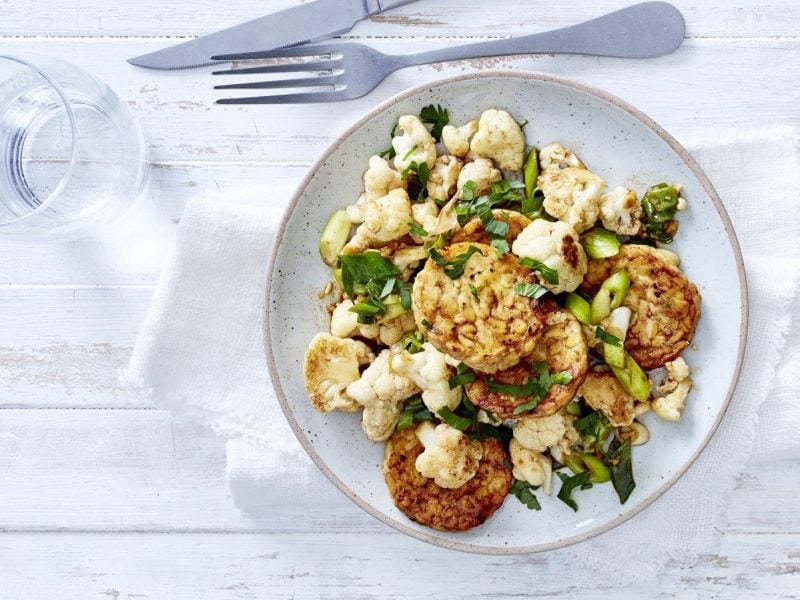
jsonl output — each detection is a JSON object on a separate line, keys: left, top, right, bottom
{"left": 212, "top": 45, "right": 346, "bottom": 104}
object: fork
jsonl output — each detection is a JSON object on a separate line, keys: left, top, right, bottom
{"left": 212, "top": 1, "right": 684, "bottom": 105}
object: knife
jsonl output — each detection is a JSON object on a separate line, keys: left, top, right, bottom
{"left": 127, "top": 0, "right": 419, "bottom": 70}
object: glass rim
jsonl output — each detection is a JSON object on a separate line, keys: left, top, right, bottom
{"left": 0, "top": 54, "right": 78, "bottom": 227}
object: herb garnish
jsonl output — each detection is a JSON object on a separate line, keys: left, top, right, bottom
{"left": 606, "top": 438, "right": 636, "bottom": 504}
{"left": 435, "top": 395, "right": 511, "bottom": 442}
{"left": 400, "top": 330, "right": 425, "bottom": 354}
{"left": 339, "top": 252, "right": 409, "bottom": 322}
{"left": 557, "top": 471, "right": 591, "bottom": 511}
{"left": 574, "top": 410, "right": 614, "bottom": 453}
{"left": 510, "top": 480, "right": 542, "bottom": 511}
{"left": 448, "top": 363, "right": 477, "bottom": 389}
{"left": 419, "top": 104, "right": 449, "bottom": 141}
{"left": 402, "top": 160, "right": 431, "bottom": 201}
{"left": 378, "top": 121, "right": 399, "bottom": 159}
{"left": 486, "top": 362, "right": 572, "bottom": 415}
{"left": 397, "top": 395, "right": 435, "bottom": 430}
{"left": 594, "top": 326, "right": 622, "bottom": 347}
{"left": 468, "top": 284, "right": 479, "bottom": 298}
{"left": 519, "top": 257, "right": 559, "bottom": 285}
{"left": 437, "top": 406, "right": 473, "bottom": 431}
{"left": 407, "top": 222, "right": 429, "bottom": 238}
{"left": 428, "top": 245, "right": 483, "bottom": 279}
{"left": 514, "top": 282, "right": 549, "bottom": 299}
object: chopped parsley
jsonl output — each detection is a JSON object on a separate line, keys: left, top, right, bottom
{"left": 519, "top": 257, "right": 559, "bottom": 285}
{"left": 428, "top": 245, "right": 483, "bottom": 279}
{"left": 339, "top": 252, "right": 408, "bottom": 323}
{"left": 400, "top": 330, "right": 425, "bottom": 354}
{"left": 402, "top": 144, "right": 418, "bottom": 161}
{"left": 419, "top": 104, "right": 450, "bottom": 141}
{"left": 510, "top": 480, "right": 542, "bottom": 511}
{"left": 402, "top": 160, "right": 431, "bottom": 201}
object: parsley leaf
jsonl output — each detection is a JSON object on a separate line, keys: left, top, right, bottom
{"left": 519, "top": 257, "right": 559, "bottom": 285}
{"left": 510, "top": 480, "right": 542, "bottom": 511}
{"left": 514, "top": 282, "right": 548, "bottom": 299}
{"left": 419, "top": 104, "right": 450, "bottom": 141}
{"left": 486, "top": 362, "right": 572, "bottom": 415}
{"left": 428, "top": 245, "right": 483, "bottom": 279}
{"left": 402, "top": 160, "right": 431, "bottom": 201}
{"left": 339, "top": 252, "right": 400, "bottom": 298}
{"left": 557, "top": 471, "right": 591, "bottom": 511}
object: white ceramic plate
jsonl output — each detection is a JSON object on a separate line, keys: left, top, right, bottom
{"left": 265, "top": 71, "right": 747, "bottom": 554}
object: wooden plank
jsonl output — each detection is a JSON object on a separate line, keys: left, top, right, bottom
{"left": 0, "top": 409, "right": 795, "bottom": 534}
{"left": 3, "top": 0, "right": 800, "bottom": 38}
{"left": 0, "top": 531, "right": 798, "bottom": 599}
{"left": 0, "top": 38, "right": 799, "bottom": 164}
{"left": 0, "top": 164, "right": 306, "bottom": 286}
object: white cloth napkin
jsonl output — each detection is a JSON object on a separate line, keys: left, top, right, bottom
{"left": 123, "top": 128, "right": 800, "bottom": 585}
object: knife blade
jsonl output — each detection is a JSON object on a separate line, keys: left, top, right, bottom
{"left": 127, "top": 0, "right": 418, "bottom": 71}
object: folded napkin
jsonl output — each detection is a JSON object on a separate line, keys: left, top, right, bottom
{"left": 123, "top": 128, "right": 800, "bottom": 586}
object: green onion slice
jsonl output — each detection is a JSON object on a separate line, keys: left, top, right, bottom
{"left": 581, "top": 228, "right": 620, "bottom": 259}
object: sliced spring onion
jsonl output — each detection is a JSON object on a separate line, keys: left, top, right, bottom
{"left": 580, "top": 453, "right": 612, "bottom": 483}
{"left": 333, "top": 268, "right": 343, "bottom": 289}
{"left": 319, "top": 210, "right": 352, "bottom": 267}
{"left": 601, "top": 307, "right": 632, "bottom": 368}
{"left": 590, "top": 270, "right": 630, "bottom": 324}
{"left": 379, "top": 301, "right": 407, "bottom": 322}
{"left": 609, "top": 352, "right": 651, "bottom": 402}
{"left": 581, "top": 228, "right": 620, "bottom": 259}
{"left": 523, "top": 147, "right": 539, "bottom": 201}
{"left": 449, "top": 363, "right": 477, "bottom": 389}
{"left": 400, "top": 330, "right": 425, "bottom": 354}
{"left": 349, "top": 301, "right": 382, "bottom": 316}
{"left": 565, "top": 293, "right": 591, "bottom": 325}
{"left": 565, "top": 400, "right": 582, "bottom": 416}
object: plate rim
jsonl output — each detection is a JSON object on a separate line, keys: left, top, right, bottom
{"left": 264, "top": 70, "right": 749, "bottom": 555}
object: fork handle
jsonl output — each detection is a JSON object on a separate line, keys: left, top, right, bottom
{"left": 391, "top": 2, "right": 684, "bottom": 68}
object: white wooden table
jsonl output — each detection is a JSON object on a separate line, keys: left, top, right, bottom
{"left": 2, "top": 2, "right": 799, "bottom": 597}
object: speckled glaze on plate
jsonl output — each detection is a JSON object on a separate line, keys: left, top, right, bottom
{"left": 265, "top": 71, "right": 747, "bottom": 554}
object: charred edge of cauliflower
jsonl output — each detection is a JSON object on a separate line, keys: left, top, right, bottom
{"left": 426, "top": 155, "right": 463, "bottom": 202}
{"left": 303, "top": 333, "right": 374, "bottom": 413}
{"left": 455, "top": 157, "right": 502, "bottom": 200}
{"left": 414, "top": 421, "right": 483, "bottom": 489}
{"left": 539, "top": 167, "right": 607, "bottom": 233}
{"left": 652, "top": 357, "right": 692, "bottom": 422}
{"left": 512, "top": 219, "right": 587, "bottom": 294}
{"left": 538, "top": 143, "right": 586, "bottom": 171}
{"left": 599, "top": 187, "right": 643, "bottom": 236}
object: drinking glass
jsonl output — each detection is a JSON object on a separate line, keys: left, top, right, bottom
{"left": 0, "top": 54, "right": 149, "bottom": 240}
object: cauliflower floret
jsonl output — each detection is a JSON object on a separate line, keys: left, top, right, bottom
{"left": 346, "top": 348, "right": 419, "bottom": 441}
{"left": 411, "top": 200, "right": 439, "bottom": 238}
{"left": 346, "top": 155, "right": 405, "bottom": 224}
{"left": 441, "top": 120, "right": 479, "bottom": 158}
{"left": 455, "top": 157, "right": 502, "bottom": 199}
{"left": 414, "top": 422, "right": 483, "bottom": 488}
{"left": 390, "top": 342, "right": 461, "bottom": 413}
{"left": 392, "top": 115, "right": 437, "bottom": 172}
{"left": 391, "top": 245, "right": 429, "bottom": 274}
{"left": 303, "top": 333, "right": 374, "bottom": 413}
{"left": 652, "top": 357, "right": 692, "bottom": 422}
{"left": 354, "top": 311, "right": 417, "bottom": 346}
{"left": 539, "top": 167, "right": 607, "bottom": 233}
{"left": 579, "top": 369, "right": 636, "bottom": 427}
{"left": 513, "top": 413, "right": 569, "bottom": 453}
{"left": 426, "top": 155, "right": 463, "bottom": 202}
{"left": 599, "top": 187, "right": 643, "bottom": 236}
{"left": 509, "top": 439, "right": 553, "bottom": 496}
{"left": 538, "top": 143, "right": 586, "bottom": 171}
{"left": 469, "top": 109, "right": 525, "bottom": 171}
{"left": 512, "top": 219, "right": 587, "bottom": 293}
{"left": 330, "top": 299, "right": 359, "bottom": 338}
{"left": 548, "top": 414, "right": 581, "bottom": 462}
{"left": 342, "top": 189, "right": 413, "bottom": 254}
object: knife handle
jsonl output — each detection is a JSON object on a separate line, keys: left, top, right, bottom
{"left": 369, "top": 0, "right": 418, "bottom": 14}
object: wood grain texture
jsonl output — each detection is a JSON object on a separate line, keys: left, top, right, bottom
{"left": 1, "top": 38, "right": 800, "bottom": 164}
{"left": 0, "top": 532, "right": 798, "bottom": 599}
{"left": 3, "top": 0, "right": 800, "bottom": 38}
{"left": 1, "top": 1, "right": 799, "bottom": 596}
{"left": 0, "top": 409, "right": 795, "bottom": 535}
